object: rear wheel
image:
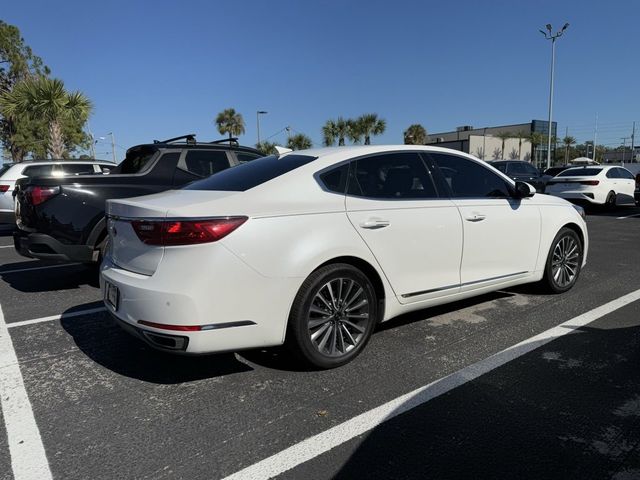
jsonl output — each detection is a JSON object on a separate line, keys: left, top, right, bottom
{"left": 605, "top": 191, "right": 616, "bottom": 210}
{"left": 286, "top": 263, "right": 377, "bottom": 369}
{"left": 541, "top": 227, "right": 583, "bottom": 293}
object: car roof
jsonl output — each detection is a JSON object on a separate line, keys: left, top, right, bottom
{"left": 9, "top": 160, "right": 114, "bottom": 165}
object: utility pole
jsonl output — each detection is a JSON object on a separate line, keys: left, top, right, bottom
{"left": 564, "top": 126, "right": 569, "bottom": 163}
{"left": 621, "top": 137, "right": 629, "bottom": 164}
{"left": 540, "top": 23, "right": 569, "bottom": 169}
{"left": 109, "top": 132, "right": 116, "bottom": 163}
{"left": 593, "top": 114, "right": 598, "bottom": 162}
{"left": 631, "top": 121, "right": 636, "bottom": 162}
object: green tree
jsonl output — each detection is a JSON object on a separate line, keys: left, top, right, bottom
{"left": 1, "top": 77, "right": 92, "bottom": 158}
{"left": 562, "top": 135, "right": 576, "bottom": 163}
{"left": 356, "top": 113, "right": 386, "bottom": 145}
{"left": 514, "top": 130, "right": 528, "bottom": 159}
{"left": 527, "top": 132, "right": 544, "bottom": 166}
{"left": 322, "top": 117, "right": 351, "bottom": 146}
{"left": 255, "top": 141, "right": 279, "bottom": 155}
{"left": 495, "top": 131, "right": 512, "bottom": 159}
{"left": 215, "top": 108, "right": 245, "bottom": 141}
{"left": 0, "top": 20, "right": 50, "bottom": 161}
{"left": 286, "top": 133, "right": 312, "bottom": 150}
{"left": 403, "top": 124, "right": 428, "bottom": 145}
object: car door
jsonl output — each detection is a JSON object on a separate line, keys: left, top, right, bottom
{"left": 344, "top": 151, "right": 463, "bottom": 303}
{"left": 429, "top": 152, "right": 541, "bottom": 289}
{"left": 614, "top": 168, "right": 635, "bottom": 204}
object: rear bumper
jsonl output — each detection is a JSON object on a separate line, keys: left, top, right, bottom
{"left": 13, "top": 230, "right": 95, "bottom": 262}
{"left": 546, "top": 190, "right": 603, "bottom": 205}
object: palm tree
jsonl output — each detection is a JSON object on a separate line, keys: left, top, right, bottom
{"left": 403, "top": 124, "right": 428, "bottom": 145}
{"left": 356, "top": 113, "right": 386, "bottom": 145}
{"left": 0, "top": 77, "right": 92, "bottom": 158}
{"left": 514, "top": 130, "right": 528, "bottom": 159}
{"left": 347, "top": 119, "right": 362, "bottom": 144}
{"left": 255, "top": 141, "right": 279, "bottom": 155}
{"left": 322, "top": 117, "right": 351, "bottom": 146}
{"left": 495, "top": 131, "right": 512, "bottom": 159}
{"left": 286, "top": 133, "right": 312, "bottom": 150}
{"left": 562, "top": 135, "right": 576, "bottom": 163}
{"left": 527, "top": 132, "right": 544, "bottom": 167}
{"left": 215, "top": 108, "right": 245, "bottom": 141}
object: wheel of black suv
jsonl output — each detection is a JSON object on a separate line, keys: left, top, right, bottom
{"left": 605, "top": 191, "right": 616, "bottom": 210}
{"left": 286, "top": 263, "right": 377, "bottom": 369}
{"left": 541, "top": 227, "right": 583, "bottom": 294}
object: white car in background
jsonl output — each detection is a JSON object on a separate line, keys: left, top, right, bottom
{"left": 0, "top": 160, "right": 115, "bottom": 224}
{"left": 545, "top": 165, "right": 636, "bottom": 208}
{"left": 101, "top": 145, "right": 588, "bottom": 369}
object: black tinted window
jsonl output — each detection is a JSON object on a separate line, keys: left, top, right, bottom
{"left": 184, "top": 154, "right": 316, "bottom": 192}
{"left": 118, "top": 146, "right": 157, "bottom": 174}
{"left": 606, "top": 169, "right": 619, "bottom": 179}
{"left": 619, "top": 168, "right": 635, "bottom": 180}
{"left": 235, "top": 152, "right": 262, "bottom": 164}
{"left": 492, "top": 163, "right": 507, "bottom": 173}
{"left": 0, "top": 164, "right": 13, "bottom": 177}
{"left": 431, "top": 153, "right": 511, "bottom": 198}
{"left": 347, "top": 153, "right": 437, "bottom": 199}
{"left": 180, "top": 150, "right": 230, "bottom": 177}
{"left": 544, "top": 167, "right": 567, "bottom": 176}
{"left": 319, "top": 164, "right": 349, "bottom": 193}
{"left": 23, "top": 165, "right": 54, "bottom": 177}
{"left": 558, "top": 168, "right": 601, "bottom": 177}
{"left": 508, "top": 162, "right": 539, "bottom": 175}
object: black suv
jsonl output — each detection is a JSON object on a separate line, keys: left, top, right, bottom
{"left": 489, "top": 160, "right": 545, "bottom": 192}
{"left": 14, "top": 135, "right": 263, "bottom": 264}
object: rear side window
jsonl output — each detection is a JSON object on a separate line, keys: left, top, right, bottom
{"left": 55, "top": 164, "right": 97, "bottom": 176}
{"left": 0, "top": 164, "right": 13, "bottom": 177}
{"left": 318, "top": 164, "right": 349, "bottom": 193}
{"left": 184, "top": 154, "right": 317, "bottom": 191}
{"left": 508, "top": 162, "right": 539, "bottom": 175}
{"left": 22, "top": 165, "right": 55, "bottom": 177}
{"left": 558, "top": 168, "right": 601, "bottom": 177}
{"left": 180, "top": 150, "right": 230, "bottom": 177}
{"left": 235, "top": 152, "right": 262, "bottom": 164}
{"left": 606, "top": 169, "right": 619, "bottom": 179}
{"left": 347, "top": 153, "right": 437, "bottom": 199}
{"left": 118, "top": 147, "right": 157, "bottom": 174}
{"left": 430, "top": 153, "right": 511, "bottom": 198}
{"left": 492, "top": 163, "right": 507, "bottom": 173}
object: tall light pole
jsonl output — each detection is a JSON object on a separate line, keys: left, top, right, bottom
{"left": 99, "top": 133, "right": 116, "bottom": 162}
{"left": 540, "top": 22, "right": 569, "bottom": 169}
{"left": 256, "top": 111, "right": 268, "bottom": 145}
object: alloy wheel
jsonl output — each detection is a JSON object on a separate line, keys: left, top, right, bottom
{"left": 307, "top": 278, "right": 371, "bottom": 357}
{"left": 551, "top": 236, "right": 580, "bottom": 288}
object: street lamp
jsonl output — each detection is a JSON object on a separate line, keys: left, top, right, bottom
{"left": 540, "top": 22, "right": 569, "bottom": 169}
{"left": 256, "top": 111, "right": 268, "bottom": 145}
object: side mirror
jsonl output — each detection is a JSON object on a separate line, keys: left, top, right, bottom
{"left": 514, "top": 181, "right": 535, "bottom": 198}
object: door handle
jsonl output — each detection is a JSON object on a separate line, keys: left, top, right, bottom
{"left": 359, "top": 218, "right": 390, "bottom": 229}
{"left": 465, "top": 213, "right": 486, "bottom": 222}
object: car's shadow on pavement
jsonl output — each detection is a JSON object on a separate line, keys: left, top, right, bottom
{"left": 0, "top": 263, "right": 99, "bottom": 291}
{"left": 584, "top": 205, "right": 640, "bottom": 218}
{"left": 329, "top": 321, "right": 640, "bottom": 480}
{"left": 60, "top": 302, "right": 253, "bottom": 383}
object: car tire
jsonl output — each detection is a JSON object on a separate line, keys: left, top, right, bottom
{"left": 286, "top": 263, "right": 377, "bottom": 369}
{"left": 541, "top": 227, "right": 583, "bottom": 294}
{"left": 605, "top": 191, "right": 616, "bottom": 210}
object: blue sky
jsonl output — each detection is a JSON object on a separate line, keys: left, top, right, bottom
{"left": 3, "top": 0, "right": 639, "bottom": 159}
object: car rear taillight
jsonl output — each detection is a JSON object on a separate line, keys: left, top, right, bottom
{"left": 579, "top": 180, "right": 599, "bottom": 186}
{"left": 26, "top": 186, "right": 60, "bottom": 206}
{"left": 131, "top": 217, "right": 247, "bottom": 246}
{"left": 0, "top": 185, "right": 9, "bottom": 193}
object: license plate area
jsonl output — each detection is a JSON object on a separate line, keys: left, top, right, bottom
{"left": 105, "top": 281, "right": 119, "bottom": 311}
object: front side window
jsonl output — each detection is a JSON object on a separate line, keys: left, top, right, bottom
{"left": 180, "top": 150, "right": 230, "bottom": 177}
{"left": 618, "top": 168, "right": 635, "bottom": 180}
{"left": 346, "top": 153, "right": 437, "bottom": 199}
{"left": 430, "top": 153, "right": 511, "bottom": 198}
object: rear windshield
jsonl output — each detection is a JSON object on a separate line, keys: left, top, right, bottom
{"left": 117, "top": 146, "right": 157, "bottom": 174}
{"left": 184, "top": 154, "right": 316, "bottom": 192}
{"left": 544, "top": 167, "right": 567, "bottom": 176}
{"left": 558, "top": 168, "right": 601, "bottom": 177}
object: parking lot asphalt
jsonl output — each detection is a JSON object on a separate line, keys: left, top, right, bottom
{"left": 0, "top": 207, "right": 639, "bottom": 480}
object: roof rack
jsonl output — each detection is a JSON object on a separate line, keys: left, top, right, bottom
{"left": 153, "top": 134, "right": 197, "bottom": 145}
{"left": 209, "top": 137, "right": 239, "bottom": 146}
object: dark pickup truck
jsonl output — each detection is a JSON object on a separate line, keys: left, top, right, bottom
{"left": 13, "top": 135, "right": 262, "bottom": 263}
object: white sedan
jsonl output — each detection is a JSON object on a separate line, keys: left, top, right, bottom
{"left": 101, "top": 146, "right": 588, "bottom": 368}
{"left": 545, "top": 165, "right": 636, "bottom": 208}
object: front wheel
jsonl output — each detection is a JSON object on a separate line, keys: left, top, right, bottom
{"left": 541, "top": 227, "right": 583, "bottom": 293}
{"left": 286, "top": 263, "right": 377, "bottom": 369}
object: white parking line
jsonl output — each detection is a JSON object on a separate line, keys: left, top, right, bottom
{"left": 0, "top": 304, "right": 53, "bottom": 480}
{"left": 7, "top": 307, "right": 107, "bottom": 329}
{"left": 617, "top": 213, "right": 640, "bottom": 219}
{"left": 0, "top": 245, "right": 14, "bottom": 248}
{"left": 0, "top": 263, "right": 80, "bottom": 275}
{"left": 222, "top": 288, "right": 640, "bottom": 480}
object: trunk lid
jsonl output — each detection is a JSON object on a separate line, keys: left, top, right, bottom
{"left": 106, "top": 190, "right": 239, "bottom": 275}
